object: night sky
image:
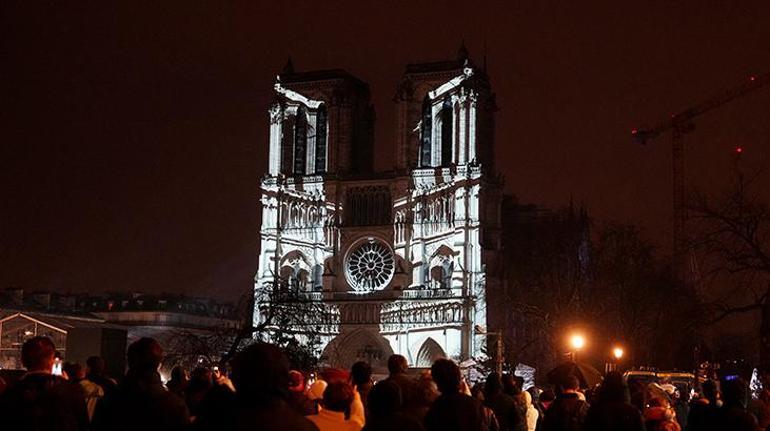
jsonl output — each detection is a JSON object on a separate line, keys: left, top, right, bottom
{"left": 3, "top": 1, "right": 770, "bottom": 302}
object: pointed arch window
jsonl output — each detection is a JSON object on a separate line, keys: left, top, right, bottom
{"left": 440, "top": 98, "right": 453, "bottom": 166}
{"left": 416, "top": 338, "right": 446, "bottom": 367}
{"left": 293, "top": 106, "right": 307, "bottom": 175}
{"left": 315, "top": 105, "right": 327, "bottom": 173}
{"left": 420, "top": 96, "right": 432, "bottom": 168}
{"left": 281, "top": 115, "right": 295, "bottom": 174}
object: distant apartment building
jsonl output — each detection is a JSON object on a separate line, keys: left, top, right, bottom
{"left": 0, "top": 288, "right": 241, "bottom": 373}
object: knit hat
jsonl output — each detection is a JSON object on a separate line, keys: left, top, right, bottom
{"left": 288, "top": 370, "right": 305, "bottom": 393}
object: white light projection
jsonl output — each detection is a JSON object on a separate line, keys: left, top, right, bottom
{"left": 274, "top": 80, "right": 324, "bottom": 109}
{"left": 345, "top": 238, "right": 395, "bottom": 292}
{"left": 256, "top": 62, "right": 500, "bottom": 366}
{"left": 428, "top": 66, "right": 474, "bottom": 100}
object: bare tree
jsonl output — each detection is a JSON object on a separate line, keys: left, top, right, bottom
{"left": 591, "top": 224, "right": 699, "bottom": 367}
{"left": 688, "top": 170, "right": 770, "bottom": 370}
{"left": 163, "top": 328, "right": 235, "bottom": 371}
{"left": 495, "top": 205, "right": 592, "bottom": 368}
{"left": 496, "top": 203, "right": 698, "bottom": 369}
{"left": 220, "top": 276, "right": 337, "bottom": 370}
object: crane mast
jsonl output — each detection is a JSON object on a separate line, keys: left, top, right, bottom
{"left": 632, "top": 72, "right": 770, "bottom": 283}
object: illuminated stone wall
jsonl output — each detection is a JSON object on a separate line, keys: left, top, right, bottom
{"left": 255, "top": 57, "right": 502, "bottom": 368}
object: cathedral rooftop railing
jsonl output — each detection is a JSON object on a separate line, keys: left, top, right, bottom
{"left": 400, "top": 287, "right": 463, "bottom": 299}
{"left": 280, "top": 287, "right": 465, "bottom": 302}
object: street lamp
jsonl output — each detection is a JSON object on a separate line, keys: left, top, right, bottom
{"left": 613, "top": 347, "right": 624, "bottom": 361}
{"left": 570, "top": 334, "right": 586, "bottom": 350}
{"left": 606, "top": 346, "right": 625, "bottom": 373}
{"left": 568, "top": 333, "right": 586, "bottom": 362}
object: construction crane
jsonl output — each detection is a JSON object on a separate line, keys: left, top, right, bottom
{"left": 632, "top": 71, "right": 770, "bottom": 282}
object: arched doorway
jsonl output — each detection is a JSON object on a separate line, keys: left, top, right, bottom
{"left": 415, "top": 337, "right": 446, "bottom": 368}
{"left": 322, "top": 328, "right": 394, "bottom": 370}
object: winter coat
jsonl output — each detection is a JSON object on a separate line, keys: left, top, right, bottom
{"left": 0, "top": 371, "right": 89, "bottom": 431}
{"left": 714, "top": 404, "right": 760, "bottom": 431}
{"left": 485, "top": 392, "right": 524, "bottom": 431}
{"left": 523, "top": 391, "right": 539, "bottom": 431}
{"left": 583, "top": 400, "right": 645, "bottom": 431}
{"left": 425, "top": 392, "right": 490, "bottom": 431}
{"left": 307, "top": 409, "right": 362, "bottom": 431}
{"left": 78, "top": 378, "right": 104, "bottom": 421}
{"left": 193, "top": 388, "right": 319, "bottom": 431}
{"left": 363, "top": 412, "right": 425, "bottom": 431}
{"left": 91, "top": 369, "right": 190, "bottom": 431}
{"left": 541, "top": 392, "right": 588, "bottom": 431}
{"left": 686, "top": 399, "right": 719, "bottom": 431}
{"left": 384, "top": 373, "right": 418, "bottom": 406}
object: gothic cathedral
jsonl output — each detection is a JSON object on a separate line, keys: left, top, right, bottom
{"left": 255, "top": 48, "right": 503, "bottom": 370}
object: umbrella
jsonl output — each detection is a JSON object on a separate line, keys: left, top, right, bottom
{"left": 547, "top": 361, "right": 603, "bottom": 389}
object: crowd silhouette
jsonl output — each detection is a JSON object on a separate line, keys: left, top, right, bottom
{"left": 0, "top": 336, "right": 765, "bottom": 431}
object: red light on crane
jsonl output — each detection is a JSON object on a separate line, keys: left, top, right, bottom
{"left": 750, "top": 76, "right": 757, "bottom": 82}
{"left": 736, "top": 146, "right": 743, "bottom": 154}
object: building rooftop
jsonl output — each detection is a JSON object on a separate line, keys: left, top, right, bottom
{"left": 0, "top": 311, "right": 123, "bottom": 330}
{"left": 0, "top": 289, "right": 236, "bottom": 319}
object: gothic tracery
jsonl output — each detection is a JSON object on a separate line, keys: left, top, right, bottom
{"left": 256, "top": 53, "right": 501, "bottom": 368}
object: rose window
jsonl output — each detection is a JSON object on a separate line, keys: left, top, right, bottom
{"left": 346, "top": 238, "right": 395, "bottom": 292}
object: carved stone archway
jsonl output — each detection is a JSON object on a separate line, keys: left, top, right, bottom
{"left": 429, "top": 245, "right": 455, "bottom": 289}
{"left": 415, "top": 337, "right": 446, "bottom": 368}
{"left": 322, "top": 328, "right": 394, "bottom": 371}
{"left": 280, "top": 250, "right": 312, "bottom": 291}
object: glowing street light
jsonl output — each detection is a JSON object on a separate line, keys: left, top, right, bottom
{"left": 570, "top": 334, "right": 586, "bottom": 350}
{"left": 613, "top": 347, "right": 624, "bottom": 361}
{"left": 567, "top": 333, "right": 586, "bottom": 362}
{"left": 606, "top": 346, "right": 626, "bottom": 373}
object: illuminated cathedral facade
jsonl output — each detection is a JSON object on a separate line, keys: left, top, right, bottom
{"left": 255, "top": 48, "right": 503, "bottom": 370}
